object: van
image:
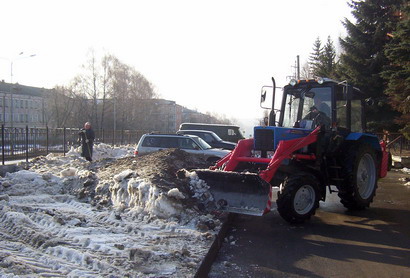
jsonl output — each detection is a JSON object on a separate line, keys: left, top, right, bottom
{"left": 179, "top": 123, "right": 244, "bottom": 143}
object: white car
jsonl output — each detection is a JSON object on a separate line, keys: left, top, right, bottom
{"left": 134, "top": 133, "right": 230, "bottom": 163}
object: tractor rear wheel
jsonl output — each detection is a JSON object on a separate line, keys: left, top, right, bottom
{"left": 276, "top": 173, "right": 320, "bottom": 224}
{"left": 338, "top": 144, "right": 378, "bottom": 210}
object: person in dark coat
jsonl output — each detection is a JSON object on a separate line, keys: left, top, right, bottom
{"left": 302, "top": 95, "right": 331, "bottom": 129}
{"left": 79, "top": 122, "right": 95, "bottom": 162}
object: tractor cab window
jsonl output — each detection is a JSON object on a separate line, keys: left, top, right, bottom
{"left": 282, "top": 90, "right": 301, "bottom": 128}
{"left": 335, "top": 85, "right": 364, "bottom": 132}
{"left": 282, "top": 86, "right": 332, "bottom": 129}
{"left": 300, "top": 87, "right": 332, "bottom": 129}
{"left": 301, "top": 87, "right": 331, "bottom": 118}
{"left": 351, "top": 100, "right": 363, "bottom": 132}
{"left": 335, "top": 86, "right": 348, "bottom": 130}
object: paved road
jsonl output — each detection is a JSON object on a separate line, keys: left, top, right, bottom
{"left": 209, "top": 170, "right": 410, "bottom": 278}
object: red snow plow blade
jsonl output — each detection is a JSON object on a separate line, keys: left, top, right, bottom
{"left": 193, "top": 169, "right": 271, "bottom": 216}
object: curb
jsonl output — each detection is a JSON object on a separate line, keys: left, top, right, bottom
{"left": 194, "top": 213, "right": 235, "bottom": 278}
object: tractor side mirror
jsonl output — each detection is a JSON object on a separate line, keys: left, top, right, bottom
{"left": 261, "top": 91, "right": 266, "bottom": 102}
{"left": 260, "top": 86, "right": 273, "bottom": 109}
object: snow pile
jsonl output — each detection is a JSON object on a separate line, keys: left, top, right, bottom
{"left": 0, "top": 147, "right": 221, "bottom": 277}
{"left": 66, "top": 143, "right": 134, "bottom": 161}
{"left": 186, "top": 171, "right": 214, "bottom": 203}
{"left": 1, "top": 170, "right": 62, "bottom": 195}
{"left": 110, "top": 175, "right": 185, "bottom": 219}
{"left": 399, "top": 168, "right": 410, "bottom": 186}
{"left": 168, "top": 188, "right": 185, "bottom": 199}
{"left": 401, "top": 167, "right": 410, "bottom": 174}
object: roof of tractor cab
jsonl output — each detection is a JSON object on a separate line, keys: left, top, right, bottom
{"left": 285, "top": 77, "right": 365, "bottom": 97}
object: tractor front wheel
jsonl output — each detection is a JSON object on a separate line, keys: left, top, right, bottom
{"left": 276, "top": 174, "right": 320, "bottom": 224}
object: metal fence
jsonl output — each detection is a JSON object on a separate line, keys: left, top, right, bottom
{"left": 1, "top": 125, "right": 148, "bottom": 164}
{"left": 382, "top": 133, "right": 410, "bottom": 157}
{"left": 2, "top": 125, "right": 409, "bottom": 165}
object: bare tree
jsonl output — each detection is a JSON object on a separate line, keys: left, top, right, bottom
{"left": 99, "top": 54, "right": 114, "bottom": 131}
{"left": 300, "top": 62, "right": 313, "bottom": 79}
{"left": 44, "top": 86, "right": 79, "bottom": 127}
{"left": 78, "top": 49, "right": 100, "bottom": 129}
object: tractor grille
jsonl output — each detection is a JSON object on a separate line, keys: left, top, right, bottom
{"left": 254, "top": 128, "right": 275, "bottom": 151}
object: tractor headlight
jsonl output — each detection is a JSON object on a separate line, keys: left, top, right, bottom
{"left": 289, "top": 79, "right": 297, "bottom": 86}
{"left": 251, "top": 150, "right": 261, "bottom": 158}
{"left": 317, "top": 77, "right": 324, "bottom": 84}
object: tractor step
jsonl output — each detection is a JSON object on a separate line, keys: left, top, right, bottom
{"left": 328, "top": 186, "right": 339, "bottom": 193}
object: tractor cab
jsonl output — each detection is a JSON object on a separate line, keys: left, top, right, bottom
{"left": 277, "top": 78, "right": 366, "bottom": 133}
{"left": 255, "top": 78, "right": 369, "bottom": 156}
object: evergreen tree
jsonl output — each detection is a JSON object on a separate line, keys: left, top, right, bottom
{"left": 309, "top": 36, "right": 337, "bottom": 78}
{"left": 317, "top": 36, "right": 337, "bottom": 78}
{"left": 381, "top": 5, "right": 410, "bottom": 139}
{"left": 309, "top": 37, "right": 322, "bottom": 76}
{"left": 338, "top": 0, "right": 404, "bottom": 132}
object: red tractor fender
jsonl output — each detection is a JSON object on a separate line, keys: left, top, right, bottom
{"left": 379, "top": 140, "right": 388, "bottom": 178}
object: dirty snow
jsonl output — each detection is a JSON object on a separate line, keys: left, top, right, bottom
{"left": 401, "top": 167, "right": 410, "bottom": 174}
{"left": 0, "top": 144, "right": 223, "bottom": 277}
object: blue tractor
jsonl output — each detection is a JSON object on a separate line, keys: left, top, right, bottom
{"left": 189, "top": 77, "right": 389, "bottom": 223}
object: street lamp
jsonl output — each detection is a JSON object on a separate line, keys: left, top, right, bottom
{"left": 0, "top": 52, "right": 36, "bottom": 127}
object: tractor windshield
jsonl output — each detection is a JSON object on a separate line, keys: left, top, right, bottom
{"left": 281, "top": 86, "right": 332, "bottom": 128}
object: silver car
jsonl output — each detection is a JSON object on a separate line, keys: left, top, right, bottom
{"left": 134, "top": 133, "right": 230, "bottom": 163}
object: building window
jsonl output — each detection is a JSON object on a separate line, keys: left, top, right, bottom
{"left": 20, "top": 100, "right": 24, "bottom": 108}
{"left": 25, "top": 100, "right": 28, "bottom": 108}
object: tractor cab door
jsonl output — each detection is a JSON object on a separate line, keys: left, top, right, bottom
{"left": 335, "top": 84, "right": 365, "bottom": 134}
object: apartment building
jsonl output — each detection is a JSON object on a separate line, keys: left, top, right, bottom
{"left": 135, "top": 99, "right": 182, "bottom": 132}
{"left": 0, "top": 81, "right": 48, "bottom": 128}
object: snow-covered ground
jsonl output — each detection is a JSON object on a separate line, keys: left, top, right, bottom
{"left": 0, "top": 144, "right": 221, "bottom": 277}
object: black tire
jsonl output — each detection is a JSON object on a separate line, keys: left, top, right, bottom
{"left": 338, "top": 144, "right": 378, "bottom": 210}
{"left": 206, "top": 156, "right": 220, "bottom": 165}
{"left": 207, "top": 156, "right": 220, "bottom": 163}
{"left": 276, "top": 173, "right": 321, "bottom": 224}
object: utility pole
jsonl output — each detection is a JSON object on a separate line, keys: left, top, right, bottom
{"left": 113, "top": 94, "right": 116, "bottom": 146}
{"left": 288, "top": 55, "right": 301, "bottom": 81}
{"left": 297, "top": 55, "right": 300, "bottom": 80}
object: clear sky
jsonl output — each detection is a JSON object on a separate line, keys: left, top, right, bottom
{"left": 0, "top": 0, "right": 353, "bottom": 135}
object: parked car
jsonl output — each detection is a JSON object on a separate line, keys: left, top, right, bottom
{"left": 179, "top": 123, "right": 244, "bottom": 143}
{"left": 176, "top": 130, "right": 236, "bottom": 150}
{"left": 134, "top": 133, "right": 230, "bottom": 163}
